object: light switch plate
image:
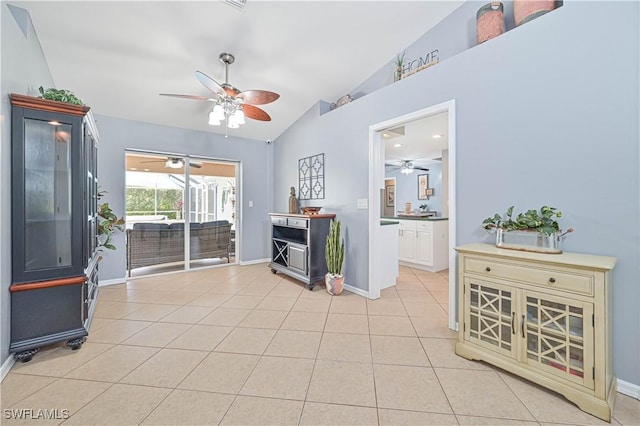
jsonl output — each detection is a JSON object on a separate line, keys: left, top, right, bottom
{"left": 248, "top": 201, "right": 253, "bottom": 207}
{"left": 357, "top": 199, "right": 368, "bottom": 209}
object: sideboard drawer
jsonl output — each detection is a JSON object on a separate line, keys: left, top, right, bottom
{"left": 465, "top": 257, "right": 594, "bottom": 296}
{"left": 271, "top": 217, "right": 287, "bottom": 226}
{"left": 287, "top": 218, "right": 308, "bottom": 229}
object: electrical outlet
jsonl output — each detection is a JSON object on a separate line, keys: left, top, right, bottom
{"left": 357, "top": 199, "right": 368, "bottom": 209}
{"left": 248, "top": 200, "right": 253, "bottom": 207}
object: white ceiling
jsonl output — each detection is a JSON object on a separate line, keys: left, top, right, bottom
{"left": 383, "top": 111, "right": 448, "bottom": 170}
{"left": 13, "top": 1, "right": 464, "bottom": 142}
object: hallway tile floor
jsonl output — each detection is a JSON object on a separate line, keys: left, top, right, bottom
{"left": 2, "top": 264, "right": 638, "bottom": 425}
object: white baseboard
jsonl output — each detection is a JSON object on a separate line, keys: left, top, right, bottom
{"left": 343, "top": 283, "right": 371, "bottom": 299}
{"left": 239, "top": 258, "right": 270, "bottom": 266}
{"left": 1, "top": 356, "right": 15, "bottom": 382}
{"left": 617, "top": 378, "right": 640, "bottom": 400}
{"left": 99, "top": 278, "right": 126, "bottom": 287}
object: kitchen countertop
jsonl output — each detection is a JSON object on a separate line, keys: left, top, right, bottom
{"left": 380, "top": 220, "right": 400, "bottom": 226}
{"left": 382, "top": 216, "right": 448, "bottom": 221}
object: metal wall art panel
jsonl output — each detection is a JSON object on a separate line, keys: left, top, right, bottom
{"left": 298, "top": 153, "right": 324, "bottom": 200}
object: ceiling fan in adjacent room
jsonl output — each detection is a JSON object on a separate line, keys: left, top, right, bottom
{"left": 140, "top": 157, "right": 202, "bottom": 169}
{"left": 385, "top": 160, "right": 429, "bottom": 174}
{"left": 159, "top": 52, "right": 279, "bottom": 130}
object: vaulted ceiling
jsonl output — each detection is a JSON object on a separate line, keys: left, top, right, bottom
{"left": 14, "top": 1, "right": 464, "bottom": 141}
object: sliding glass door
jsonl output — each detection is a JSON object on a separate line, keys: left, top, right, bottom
{"left": 124, "top": 152, "right": 237, "bottom": 277}
{"left": 186, "top": 158, "right": 236, "bottom": 270}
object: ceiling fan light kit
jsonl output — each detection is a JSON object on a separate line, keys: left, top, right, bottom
{"left": 401, "top": 161, "right": 415, "bottom": 174}
{"left": 160, "top": 52, "right": 279, "bottom": 134}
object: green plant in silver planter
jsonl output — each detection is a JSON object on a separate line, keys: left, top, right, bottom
{"left": 325, "top": 220, "right": 345, "bottom": 295}
{"left": 482, "top": 205, "right": 573, "bottom": 253}
{"left": 38, "top": 86, "right": 84, "bottom": 105}
{"left": 482, "top": 205, "right": 564, "bottom": 235}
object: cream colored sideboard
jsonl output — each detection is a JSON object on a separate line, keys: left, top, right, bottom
{"left": 455, "top": 243, "right": 616, "bottom": 422}
{"left": 397, "top": 218, "right": 448, "bottom": 272}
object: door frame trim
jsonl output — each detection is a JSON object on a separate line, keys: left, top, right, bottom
{"left": 368, "top": 99, "right": 457, "bottom": 330}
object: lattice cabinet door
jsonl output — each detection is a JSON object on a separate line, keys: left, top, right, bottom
{"left": 464, "top": 278, "right": 517, "bottom": 359}
{"left": 520, "top": 290, "right": 595, "bottom": 390}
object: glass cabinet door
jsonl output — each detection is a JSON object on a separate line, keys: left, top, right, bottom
{"left": 24, "top": 118, "right": 73, "bottom": 271}
{"left": 12, "top": 103, "right": 84, "bottom": 284}
{"left": 464, "top": 278, "right": 517, "bottom": 358}
{"left": 522, "top": 290, "right": 594, "bottom": 389}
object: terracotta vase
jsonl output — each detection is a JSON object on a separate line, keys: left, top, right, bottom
{"left": 476, "top": 2, "right": 504, "bottom": 44}
{"left": 514, "top": 0, "right": 556, "bottom": 26}
{"left": 325, "top": 273, "right": 344, "bottom": 295}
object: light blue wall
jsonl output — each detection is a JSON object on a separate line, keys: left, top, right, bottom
{"left": 274, "top": 2, "right": 639, "bottom": 386}
{"left": 351, "top": 0, "right": 531, "bottom": 100}
{"left": 386, "top": 162, "right": 443, "bottom": 215}
{"left": 0, "top": 4, "right": 56, "bottom": 369}
{"left": 93, "top": 114, "right": 273, "bottom": 281}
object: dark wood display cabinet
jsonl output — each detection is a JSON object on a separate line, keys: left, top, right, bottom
{"left": 9, "top": 94, "right": 100, "bottom": 362}
{"left": 268, "top": 213, "right": 335, "bottom": 290}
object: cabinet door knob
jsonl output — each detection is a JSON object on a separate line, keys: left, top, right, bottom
{"left": 549, "top": 277, "right": 556, "bottom": 283}
{"left": 485, "top": 267, "right": 491, "bottom": 272}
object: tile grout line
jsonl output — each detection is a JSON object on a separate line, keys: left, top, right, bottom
{"left": 295, "top": 290, "right": 333, "bottom": 425}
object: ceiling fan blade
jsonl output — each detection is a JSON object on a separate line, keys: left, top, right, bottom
{"left": 189, "top": 162, "right": 202, "bottom": 168}
{"left": 159, "top": 93, "right": 212, "bottom": 101}
{"left": 242, "top": 104, "right": 271, "bottom": 121}
{"left": 237, "top": 90, "right": 280, "bottom": 105}
{"left": 140, "top": 160, "right": 165, "bottom": 164}
{"left": 414, "top": 167, "right": 430, "bottom": 171}
{"left": 195, "top": 71, "right": 225, "bottom": 96}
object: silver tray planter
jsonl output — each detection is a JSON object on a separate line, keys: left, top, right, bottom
{"left": 495, "top": 228, "right": 561, "bottom": 254}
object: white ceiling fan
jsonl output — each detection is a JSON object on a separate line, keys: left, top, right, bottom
{"left": 385, "top": 160, "right": 430, "bottom": 174}
{"left": 140, "top": 157, "right": 202, "bottom": 169}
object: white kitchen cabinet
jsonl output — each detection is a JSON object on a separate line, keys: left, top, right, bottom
{"left": 397, "top": 219, "right": 448, "bottom": 272}
{"left": 455, "top": 243, "right": 616, "bottom": 422}
{"left": 416, "top": 222, "right": 434, "bottom": 266}
{"left": 398, "top": 221, "right": 416, "bottom": 263}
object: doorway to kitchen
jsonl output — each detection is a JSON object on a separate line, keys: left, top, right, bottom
{"left": 368, "top": 99, "right": 457, "bottom": 330}
{"left": 124, "top": 151, "right": 239, "bottom": 277}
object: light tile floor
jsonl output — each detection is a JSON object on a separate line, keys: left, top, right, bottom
{"left": 2, "top": 264, "right": 638, "bottom": 425}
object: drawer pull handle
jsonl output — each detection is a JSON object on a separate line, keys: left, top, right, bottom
{"left": 549, "top": 277, "right": 556, "bottom": 283}
{"left": 511, "top": 312, "right": 516, "bottom": 334}
{"left": 485, "top": 267, "right": 491, "bottom": 272}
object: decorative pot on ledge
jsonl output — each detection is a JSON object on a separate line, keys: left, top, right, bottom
{"left": 476, "top": 1, "right": 504, "bottom": 44}
{"left": 514, "top": 0, "right": 556, "bottom": 26}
